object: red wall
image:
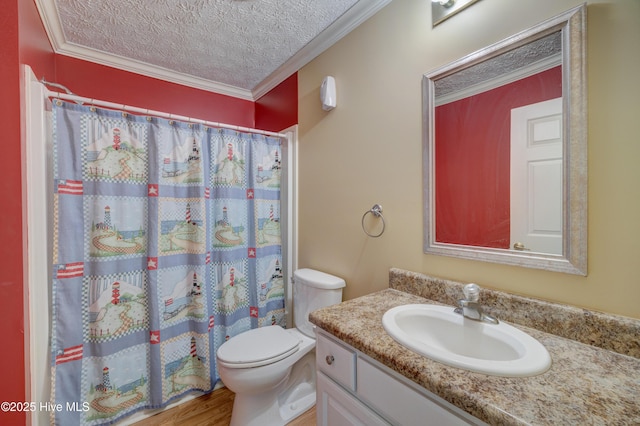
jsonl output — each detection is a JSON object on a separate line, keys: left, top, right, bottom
{"left": 53, "top": 56, "right": 255, "bottom": 127}
{"left": 435, "top": 66, "right": 562, "bottom": 248}
{"left": 2, "top": 1, "right": 297, "bottom": 422}
{"left": 256, "top": 73, "right": 298, "bottom": 132}
{"left": 1, "top": 2, "right": 28, "bottom": 424}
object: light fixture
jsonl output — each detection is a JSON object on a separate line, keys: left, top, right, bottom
{"left": 432, "top": 0, "right": 480, "bottom": 27}
{"left": 434, "top": 0, "right": 455, "bottom": 8}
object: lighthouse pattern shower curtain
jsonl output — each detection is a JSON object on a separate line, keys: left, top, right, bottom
{"left": 50, "top": 100, "right": 285, "bottom": 425}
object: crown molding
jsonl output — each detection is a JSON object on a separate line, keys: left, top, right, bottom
{"left": 35, "top": 0, "right": 392, "bottom": 102}
{"left": 252, "top": 0, "right": 392, "bottom": 100}
{"left": 60, "top": 42, "right": 255, "bottom": 101}
{"left": 34, "top": 0, "right": 254, "bottom": 100}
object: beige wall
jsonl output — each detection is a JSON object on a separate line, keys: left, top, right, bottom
{"left": 297, "top": 0, "right": 640, "bottom": 319}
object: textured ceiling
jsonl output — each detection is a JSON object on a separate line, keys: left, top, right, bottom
{"left": 36, "top": 0, "right": 391, "bottom": 100}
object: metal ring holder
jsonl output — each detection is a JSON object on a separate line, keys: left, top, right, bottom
{"left": 361, "top": 204, "right": 386, "bottom": 238}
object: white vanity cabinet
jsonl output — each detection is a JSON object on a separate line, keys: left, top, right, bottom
{"left": 315, "top": 329, "right": 486, "bottom": 426}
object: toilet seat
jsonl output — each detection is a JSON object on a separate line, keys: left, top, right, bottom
{"left": 217, "top": 326, "right": 300, "bottom": 368}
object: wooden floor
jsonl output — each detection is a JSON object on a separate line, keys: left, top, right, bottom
{"left": 132, "top": 386, "right": 316, "bottom": 426}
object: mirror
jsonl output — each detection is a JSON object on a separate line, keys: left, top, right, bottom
{"left": 423, "top": 5, "right": 587, "bottom": 275}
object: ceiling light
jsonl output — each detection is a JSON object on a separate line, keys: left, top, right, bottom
{"left": 433, "top": 0, "right": 456, "bottom": 8}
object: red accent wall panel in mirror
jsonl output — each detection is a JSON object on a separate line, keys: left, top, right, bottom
{"left": 435, "top": 66, "right": 562, "bottom": 248}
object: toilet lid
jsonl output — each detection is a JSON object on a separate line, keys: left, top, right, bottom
{"left": 217, "top": 326, "right": 300, "bottom": 368}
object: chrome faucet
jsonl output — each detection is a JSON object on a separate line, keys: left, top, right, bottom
{"left": 454, "top": 283, "right": 499, "bottom": 325}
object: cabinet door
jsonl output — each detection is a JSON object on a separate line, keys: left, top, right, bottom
{"left": 357, "top": 358, "right": 481, "bottom": 425}
{"left": 317, "top": 372, "right": 389, "bottom": 426}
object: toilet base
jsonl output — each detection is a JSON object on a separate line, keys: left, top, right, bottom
{"left": 229, "top": 351, "right": 316, "bottom": 426}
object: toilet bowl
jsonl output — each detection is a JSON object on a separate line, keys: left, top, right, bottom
{"left": 216, "top": 268, "right": 345, "bottom": 426}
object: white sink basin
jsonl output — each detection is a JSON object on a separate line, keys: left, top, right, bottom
{"left": 382, "top": 304, "right": 551, "bottom": 377}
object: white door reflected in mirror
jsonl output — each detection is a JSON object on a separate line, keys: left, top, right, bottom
{"left": 510, "top": 97, "right": 563, "bottom": 255}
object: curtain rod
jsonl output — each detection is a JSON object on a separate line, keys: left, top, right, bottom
{"left": 44, "top": 89, "right": 288, "bottom": 138}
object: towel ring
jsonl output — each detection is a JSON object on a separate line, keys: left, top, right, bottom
{"left": 361, "top": 204, "right": 385, "bottom": 238}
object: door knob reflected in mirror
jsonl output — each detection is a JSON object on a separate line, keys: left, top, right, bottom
{"left": 513, "top": 242, "right": 531, "bottom": 251}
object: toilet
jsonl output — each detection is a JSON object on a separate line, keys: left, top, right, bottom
{"left": 216, "top": 268, "right": 346, "bottom": 426}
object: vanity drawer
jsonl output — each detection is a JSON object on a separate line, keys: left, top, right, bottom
{"left": 316, "top": 331, "right": 356, "bottom": 391}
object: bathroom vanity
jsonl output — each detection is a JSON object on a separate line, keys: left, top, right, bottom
{"left": 309, "top": 269, "right": 640, "bottom": 425}
{"left": 315, "top": 329, "right": 485, "bottom": 425}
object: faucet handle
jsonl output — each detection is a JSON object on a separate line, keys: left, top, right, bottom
{"left": 463, "top": 283, "right": 480, "bottom": 302}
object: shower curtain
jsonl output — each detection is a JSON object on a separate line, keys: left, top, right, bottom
{"left": 50, "top": 99, "right": 285, "bottom": 425}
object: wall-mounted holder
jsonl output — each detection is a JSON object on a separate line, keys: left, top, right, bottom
{"left": 361, "top": 204, "right": 386, "bottom": 237}
{"left": 321, "top": 76, "right": 337, "bottom": 111}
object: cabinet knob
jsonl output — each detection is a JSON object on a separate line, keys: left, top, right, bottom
{"left": 325, "top": 355, "right": 335, "bottom": 365}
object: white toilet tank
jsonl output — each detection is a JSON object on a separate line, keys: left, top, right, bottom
{"left": 293, "top": 268, "right": 345, "bottom": 337}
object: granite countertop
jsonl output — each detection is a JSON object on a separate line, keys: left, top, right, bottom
{"left": 309, "top": 288, "right": 640, "bottom": 425}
